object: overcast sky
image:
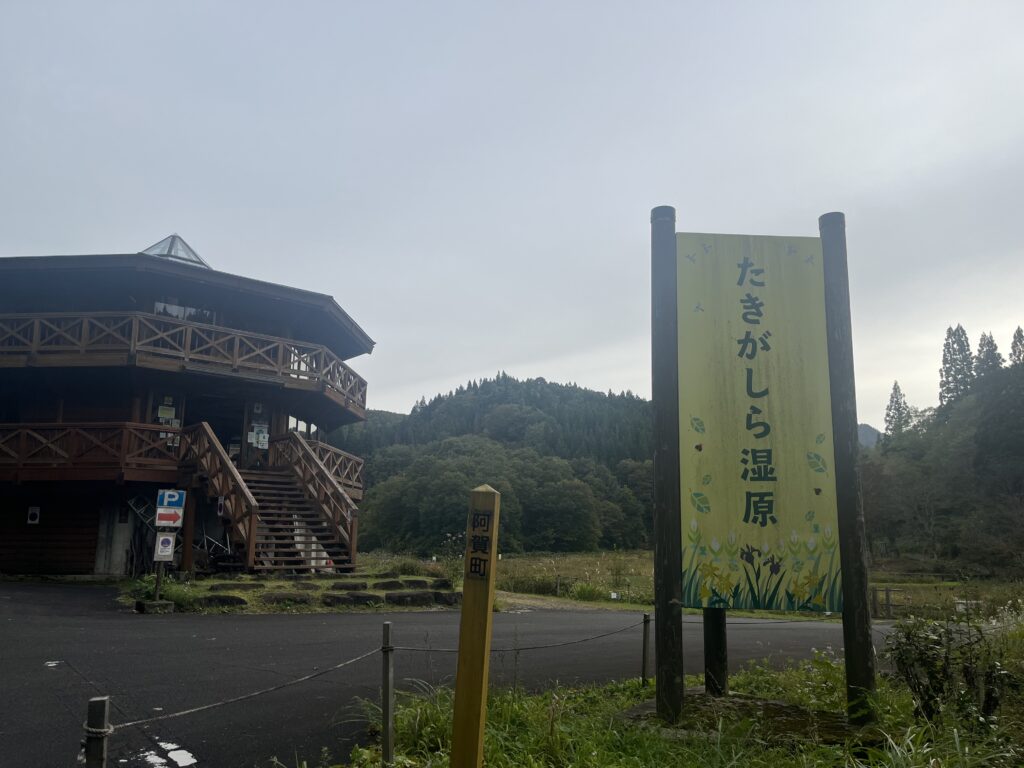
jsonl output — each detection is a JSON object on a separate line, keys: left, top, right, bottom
{"left": 2, "top": 2, "right": 1022, "bottom": 426}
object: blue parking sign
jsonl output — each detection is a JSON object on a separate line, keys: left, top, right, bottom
{"left": 157, "top": 489, "right": 185, "bottom": 510}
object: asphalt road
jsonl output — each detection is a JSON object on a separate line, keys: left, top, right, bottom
{"left": 0, "top": 582, "right": 866, "bottom": 768}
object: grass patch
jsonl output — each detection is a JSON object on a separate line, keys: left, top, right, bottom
{"left": 481, "top": 550, "right": 1024, "bottom": 622}
{"left": 118, "top": 571, "right": 455, "bottom": 615}
{"left": 358, "top": 552, "right": 445, "bottom": 579}
{"left": 345, "top": 650, "right": 1024, "bottom": 768}
{"left": 124, "top": 573, "right": 199, "bottom": 611}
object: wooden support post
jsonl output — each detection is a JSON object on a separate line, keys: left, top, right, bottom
{"left": 885, "top": 587, "right": 892, "bottom": 619}
{"left": 180, "top": 492, "right": 196, "bottom": 575}
{"left": 349, "top": 513, "right": 359, "bottom": 567}
{"left": 871, "top": 587, "right": 879, "bottom": 618}
{"left": 641, "top": 613, "right": 651, "bottom": 686}
{"left": 381, "top": 622, "right": 394, "bottom": 767}
{"left": 819, "top": 212, "right": 877, "bottom": 726}
{"left": 84, "top": 695, "right": 111, "bottom": 768}
{"left": 246, "top": 510, "right": 257, "bottom": 571}
{"left": 703, "top": 608, "right": 728, "bottom": 696}
{"left": 451, "top": 485, "right": 501, "bottom": 768}
{"left": 651, "top": 205, "right": 684, "bottom": 723}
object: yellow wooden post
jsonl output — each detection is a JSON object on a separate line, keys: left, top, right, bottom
{"left": 450, "top": 485, "right": 501, "bottom": 768}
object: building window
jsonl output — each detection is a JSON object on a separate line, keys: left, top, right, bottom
{"left": 154, "top": 300, "right": 216, "bottom": 325}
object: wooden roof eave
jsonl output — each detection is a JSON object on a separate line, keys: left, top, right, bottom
{"left": 0, "top": 253, "right": 376, "bottom": 360}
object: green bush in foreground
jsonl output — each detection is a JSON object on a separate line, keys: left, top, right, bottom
{"left": 348, "top": 652, "right": 1023, "bottom": 768}
{"left": 125, "top": 573, "right": 197, "bottom": 611}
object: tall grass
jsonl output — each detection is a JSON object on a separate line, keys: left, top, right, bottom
{"left": 347, "top": 647, "right": 1024, "bottom": 768}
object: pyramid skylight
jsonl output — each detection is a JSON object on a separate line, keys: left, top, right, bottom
{"left": 141, "top": 234, "right": 210, "bottom": 269}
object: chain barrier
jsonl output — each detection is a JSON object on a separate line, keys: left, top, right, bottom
{"left": 113, "top": 647, "right": 379, "bottom": 730}
{"left": 392, "top": 618, "right": 645, "bottom": 654}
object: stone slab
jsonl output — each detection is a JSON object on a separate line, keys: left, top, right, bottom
{"left": 195, "top": 594, "right": 249, "bottom": 608}
{"left": 135, "top": 600, "right": 174, "bottom": 614}
{"left": 384, "top": 590, "right": 434, "bottom": 607}
{"left": 262, "top": 591, "right": 313, "bottom": 605}
{"left": 328, "top": 581, "right": 368, "bottom": 591}
{"left": 208, "top": 582, "right": 265, "bottom": 592}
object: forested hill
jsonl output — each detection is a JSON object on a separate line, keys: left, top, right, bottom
{"left": 329, "top": 375, "right": 655, "bottom": 554}
{"left": 333, "top": 373, "right": 654, "bottom": 470}
{"left": 328, "top": 373, "right": 887, "bottom": 556}
{"left": 864, "top": 360, "right": 1024, "bottom": 576}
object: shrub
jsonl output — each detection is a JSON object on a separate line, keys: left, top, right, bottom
{"left": 885, "top": 615, "right": 1016, "bottom": 725}
{"left": 126, "top": 573, "right": 197, "bottom": 611}
{"left": 568, "top": 581, "right": 605, "bottom": 602}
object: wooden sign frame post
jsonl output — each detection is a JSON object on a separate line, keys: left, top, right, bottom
{"left": 451, "top": 485, "right": 502, "bottom": 768}
{"left": 650, "top": 205, "right": 685, "bottom": 722}
{"left": 820, "top": 212, "right": 877, "bottom": 725}
{"left": 651, "top": 207, "right": 876, "bottom": 726}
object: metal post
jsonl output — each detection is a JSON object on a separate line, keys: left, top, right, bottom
{"left": 651, "top": 205, "right": 684, "bottom": 723}
{"left": 641, "top": 613, "right": 651, "bottom": 686}
{"left": 84, "top": 695, "right": 111, "bottom": 768}
{"left": 819, "top": 211, "right": 877, "bottom": 725}
{"left": 154, "top": 561, "right": 164, "bottom": 602}
{"left": 382, "top": 622, "right": 394, "bottom": 766}
{"left": 703, "top": 608, "right": 728, "bottom": 696}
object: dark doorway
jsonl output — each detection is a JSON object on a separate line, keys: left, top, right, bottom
{"left": 186, "top": 394, "right": 245, "bottom": 462}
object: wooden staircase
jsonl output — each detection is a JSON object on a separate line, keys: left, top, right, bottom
{"left": 241, "top": 469, "right": 353, "bottom": 573}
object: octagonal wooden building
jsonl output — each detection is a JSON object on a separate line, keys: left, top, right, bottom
{"left": 0, "top": 235, "right": 373, "bottom": 576}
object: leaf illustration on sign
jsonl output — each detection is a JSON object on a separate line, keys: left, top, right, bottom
{"left": 702, "top": 474, "right": 712, "bottom": 486}
{"left": 690, "top": 491, "right": 711, "bottom": 515}
{"left": 806, "top": 452, "right": 828, "bottom": 474}
{"left": 815, "top": 433, "right": 826, "bottom": 445}
{"left": 690, "top": 416, "right": 706, "bottom": 434}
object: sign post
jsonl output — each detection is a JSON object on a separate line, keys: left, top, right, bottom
{"left": 650, "top": 206, "right": 875, "bottom": 725}
{"left": 820, "top": 212, "right": 877, "bottom": 724}
{"left": 153, "top": 532, "right": 175, "bottom": 601}
{"left": 153, "top": 489, "right": 185, "bottom": 604}
{"left": 650, "top": 205, "right": 685, "bottom": 723}
{"left": 156, "top": 489, "right": 186, "bottom": 528}
{"left": 451, "top": 485, "right": 501, "bottom": 768}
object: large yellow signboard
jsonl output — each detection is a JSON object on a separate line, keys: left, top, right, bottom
{"left": 677, "top": 233, "right": 841, "bottom": 612}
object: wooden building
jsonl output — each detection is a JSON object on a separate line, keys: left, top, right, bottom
{"left": 0, "top": 235, "right": 373, "bottom": 575}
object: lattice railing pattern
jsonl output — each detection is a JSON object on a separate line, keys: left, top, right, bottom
{"left": 179, "top": 422, "right": 260, "bottom": 567}
{"left": 269, "top": 432, "right": 356, "bottom": 550}
{"left": 0, "top": 422, "right": 179, "bottom": 469}
{"left": 305, "top": 440, "right": 364, "bottom": 494}
{"left": 0, "top": 312, "right": 367, "bottom": 410}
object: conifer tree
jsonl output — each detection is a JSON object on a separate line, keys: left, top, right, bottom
{"left": 1011, "top": 326, "right": 1024, "bottom": 367}
{"left": 883, "top": 381, "right": 911, "bottom": 440}
{"left": 939, "top": 324, "right": 974, "bottom": 406}
{"left": 974, "top": 332, "right": 1005, "bottom": 378}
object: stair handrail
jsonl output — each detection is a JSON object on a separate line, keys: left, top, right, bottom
{"left": 305, "top": 439, "right": 364, "bottom": 495}
{"left": 180, "top": 422, "right": 260, "bottom": 568}
{"left": 268, "top": 431, "right": 357, "bottom": 552}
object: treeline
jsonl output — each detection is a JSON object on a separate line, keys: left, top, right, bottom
{"left": 334, "top": 324, "right": 1024, "bottom": 573}
{"left": 337, "top": 373, "right": 653, "bottom": 472}
{"left": 864, "top": 325, "right": 1024, "bottom": 575}
{"left": 330, "top": 375, "right": 654, "bottom": 554}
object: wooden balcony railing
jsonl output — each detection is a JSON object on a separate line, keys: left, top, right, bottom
{"left": 306, "top": 439, "right": 364, "bottom": 499}
{"left": 0, "top": 422, "right": 180, "bottom": 474}
{"left": 269, "top": 432, "right": 357, "bottom": 555}
{"left": 0, "top": 312, "right": 367, "bottom": 412}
